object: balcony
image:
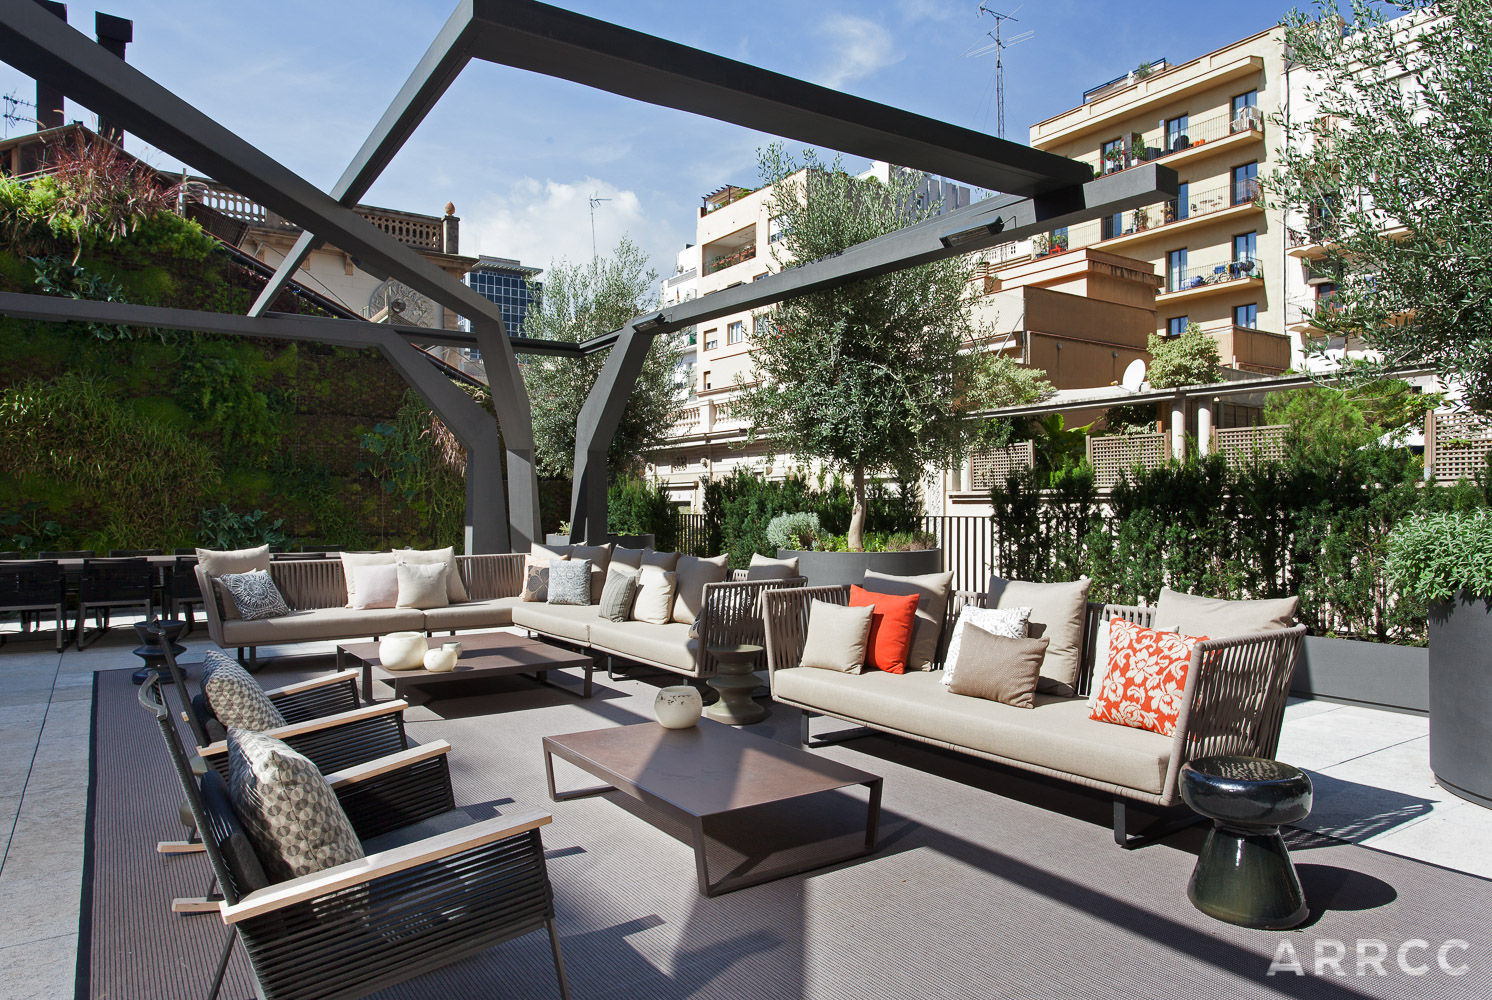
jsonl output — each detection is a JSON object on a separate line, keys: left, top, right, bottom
{"left": 1093, "top": 107, "right": 1264, "bottom": 178}
{"left": 1099, "top": 178, "right": 1262, "bottom": 250}
{"left": 1158, "top": 256, "right": 1264, "bottom": 303}
{"left": 1203, "top": 322, "right": 1291, "bottom": 374}
{"left": 706, "top": 244, "right": 757, "bottom": 274}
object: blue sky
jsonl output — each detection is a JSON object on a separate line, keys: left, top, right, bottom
{"left": 1, "top": 0, "right": 1311, "bottom": 286}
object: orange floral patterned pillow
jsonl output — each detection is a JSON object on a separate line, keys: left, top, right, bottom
{"left": 1088, "top": 618, "right": 1209, "bottom": 737}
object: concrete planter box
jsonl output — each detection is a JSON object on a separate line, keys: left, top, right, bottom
{"left": 1290, "top": 635, "right": 1428, "bottom": 715}
{"left": 780, "top": 548, "right": 943, "bottom": 588}
{"left": 1428, "top": 593, "right": 1492, "bottom": 809}
{"left": 546, "top": 533, "right": 654, "bottom": 549}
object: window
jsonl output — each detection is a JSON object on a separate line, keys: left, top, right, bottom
{"left": 1167, "top": 248, "right": 1188, "bottom": 292}
{"left": 1101, "top": 213, "right": 1123, "bottom": 240}
{"left": 1232, "top": 161, "right": 1259, "bottom": 204}
{"left": 753, "top": 314, "right": 775, "bottom": 339}
{"left": 1165, "top": 114, "right": 1190, "bottom": 151}
{"left": 703, "top": 328, "right": 718, "bottom": 351}
{"left": 1232, "top": 90, "right": 1259, "bottom": 129}
{"left": 1167, "top": 316, "right": 1190, "bottom": 337}
{"left": 727, "top": 320, "right": 745, "bottom": 345}
{"left": 702, "top": 370, "right": 711, "bottom": 391}
{"left": 1235, "top": 303, "right": 1258, "bottom": 328}
{"left": 768, "top": 215, "right": 788, "bottom": 243}
{"left": 1233, "top": 231, "right": 1257, "bottom": 262}
{"left": 1168, "top": 181, "right": 1190, "bottom": 222}
{"left": 1101, "top": 137, "right": 1124, "bottom": 173}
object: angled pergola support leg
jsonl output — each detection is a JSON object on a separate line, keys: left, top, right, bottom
{"left": 569, "top": 324, "right": 654, "bottom": 544}
{"left": 472, "top": 319, "right": 541, "bottom": 552}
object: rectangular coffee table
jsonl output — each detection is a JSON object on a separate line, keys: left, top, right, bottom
{"left": 543, "top": 720, "right": 882, "bottom": 896}
{"left": 337, "top": 631, "right": 594, "bottom": 704}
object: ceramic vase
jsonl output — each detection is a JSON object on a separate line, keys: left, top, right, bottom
{"left": 379, "top": 631, "right": 427, "bottom": 671}
{"left": 654, "top": 685, "right": 703, "bottom": 729}
{"left": 423, "top": 641, "right": 461, "bottom": 672}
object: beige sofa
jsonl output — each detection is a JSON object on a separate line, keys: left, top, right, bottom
{"left": 197, "top": 554, "right": 526, "bottom": 668}
{"left": 763, "top": 585, "right": 1306, "bottom": 846}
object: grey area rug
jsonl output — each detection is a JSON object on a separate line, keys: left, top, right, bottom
{"left": 83, "top": 655, "right": 1492, "bottom": 1000}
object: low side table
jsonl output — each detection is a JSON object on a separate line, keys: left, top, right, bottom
{"left": 132, "top": 619, "right": 188, "bottom": 685}
{"left": 1179, "top": 755, "right": 1313, "bottom": 930}
{"left": 705, "top": 643, "right": 765, "bottom": 725}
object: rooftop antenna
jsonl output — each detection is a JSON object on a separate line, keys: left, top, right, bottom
{"left": 966, "top": 4, "right": 1033, "bottom": 139}
{"left": 588, "top": 192, "right": 610, "bottom": 263}
{"left": 1, "top": 92, "right": 40, "bottom": 138}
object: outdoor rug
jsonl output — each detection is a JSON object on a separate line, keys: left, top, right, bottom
{"left": 80, "top": 657, "right": 1492, "bottom": 999}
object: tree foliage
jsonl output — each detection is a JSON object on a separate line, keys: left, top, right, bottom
{"left": 1270, "top": 0, "right": 1492, "bottom": 407}
{"left": 519, "top": 237, "right": 681, "bottom": 478}
{"left": 1146, "top": 322, "right": 1221, "bottom": 388}
{"left": 737, "top": 144, "right": 1046, "bottom": 547}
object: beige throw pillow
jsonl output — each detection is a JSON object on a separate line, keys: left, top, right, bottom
{"left": 197, "top": 545, "right": 271, "bottom": 622}
{"left": 799, "top": 601, "right": 874, "bottom": 673}
{"left": 863, "top": 569, "right": 955, "bottom": 671}
{"left": 396, "top": 560, "right": 450, "bottom": 609}
{"left": 341, "top": 551, "right": 396, "bottom": 608}
{"left": 611, "top": 546, "right": 648, "bottom": 571}
{"left": 642, "top": 550, "right": 681, "bottom": 571}
{"left": 394, "top": 546, "right": 468, "bottom": 603}
{"left": 1152, "top": 587, "right": 1298, "bottom": 638}
{"left": 632, "top": 566, "right": 677, "bottom": 625}
{"left": 947, "top": 625, "right": 1050, "bottom": 709}
{"left": 671, "top": 554, "right": 729, "bottom": 625}
{"left": 348, "top": 563, "right": 398, "bottom": 610}
{"left": 746, "top": 553, "right": 800, "bottom": 580}
{"left": 987, "top": 576, "right": 1092, "bottom": 697}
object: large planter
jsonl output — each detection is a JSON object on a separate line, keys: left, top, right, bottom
{"left": 1290, "top": 636, "right": 1428, "bottom": 714}
{"left": 546, "top": 533, "right": 654, "bottom": 549}
{"left": 780, "top": 548, "right": 943, "bottom": 588}
{"left": 1428, "top": 592, "right": 1492, "bottom": 809}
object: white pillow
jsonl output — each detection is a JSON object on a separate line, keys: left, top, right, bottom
{"left": 341, "top": 552, "right": 395, "bottom": 607}
{"left": 942, "top": 605, "right": 1031, "bottom": 686}
{"left": 631, "top": 566, "right": 677, "bottom": 625}
{"left": 349, "top": 563, "right": 398, "bottom": 610}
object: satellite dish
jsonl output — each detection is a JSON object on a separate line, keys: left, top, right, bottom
{"left": 1121, "top": 359, "right": 1147, "bottom": 391}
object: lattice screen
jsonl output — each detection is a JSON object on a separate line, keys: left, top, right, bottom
{"left": 1088, "top": 433, "right": 1167, "bottom": 488}
{"left": 970, "top": 441, "right": 1035, "bottom": 490}
{"left": 1429, "top": 411, "right": 1492, "bottom": 483}
{"left": 1213, "top": 424, "right": 1288, "bottom": 465}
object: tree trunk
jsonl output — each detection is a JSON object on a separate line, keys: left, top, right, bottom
{"left": 848, "top": 465, "right": 867, "bottom": 551}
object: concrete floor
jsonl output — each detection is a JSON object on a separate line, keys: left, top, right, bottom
{"left": 0, "top": 619, "right": 1485, "bottom": 1000}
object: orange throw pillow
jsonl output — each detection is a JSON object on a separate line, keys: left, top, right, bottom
{"left": 1089, "top": 617, "right": 1209, "bottom": 737}
{"left": 848, "top": 586, "right": 920, "bottom": 674}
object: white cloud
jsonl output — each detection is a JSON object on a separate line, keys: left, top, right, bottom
{"left": 815, "top": 15, "right": 903, "bottom": 89}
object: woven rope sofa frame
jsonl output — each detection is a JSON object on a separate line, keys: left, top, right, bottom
{"left": 137, "top": 674, "right": 570, "bottom": 1000}
{"left": 762, "top": 585, "right": 1305, "bottom": 842}
{"left": 195, "top": 553, "right": 527, "bottom": 669}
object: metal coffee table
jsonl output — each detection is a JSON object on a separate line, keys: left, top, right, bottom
{"left": 338, "top": 631, "right": 594, "bottom": 704}
{"left": 543, "top": 719, "right": 882, "bottom": 896}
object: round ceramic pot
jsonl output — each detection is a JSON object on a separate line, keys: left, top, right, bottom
{"left": 655, "top": 685, "right": 703, "bottom": 729}
{"left": 423, "top": 641, "right": 461, "bottom": 673}
{"left": 379, "top": 631, "right": 428, "bottom": 671}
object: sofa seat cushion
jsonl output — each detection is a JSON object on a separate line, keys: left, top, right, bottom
{"left": 773, "top": 668, "right": 1173, "bottom": 795}
{"left": 220, "top": 606, "right": 426, "bottom": 645}
{"left": 588, "top": 619, "right": 699, "bottom": 673}
{"left": 420, "top": 596, "right": 524, "bottom": 631}
{"left": 512, "top": 602, "right": 600, "bottom": 643}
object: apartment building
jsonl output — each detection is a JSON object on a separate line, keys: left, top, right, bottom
{"left": 1024, "top": 27, "right": 1296, "bottom": 373}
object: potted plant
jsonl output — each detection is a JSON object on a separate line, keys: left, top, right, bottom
{"left": 1387, "top": 511, "right": 1492, "bottom": 808}
{"left": 769, "top": 513, "right": 942, "bottom": 586}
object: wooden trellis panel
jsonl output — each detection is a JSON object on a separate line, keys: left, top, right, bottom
{"left": 1213, "top": 424, "right": 1288, "bottom": 465}
{"left": 1088, "top": 432, "right": 1168, "bottom": 488}
{"left": 1428, "top": 411, "right": 1492, "bottom": 483}
{"left": 970, "top": 441, "right": 1035, "bottom": 490}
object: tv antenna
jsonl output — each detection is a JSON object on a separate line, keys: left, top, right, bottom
{"left": 588, "top": 192, "right": 610, "bottom": 263}
{"left": 966, "top": 5, "right": 1033, "bottom": 139}
{"left": 2, "top": 92, "right": 39, "bottom": 138}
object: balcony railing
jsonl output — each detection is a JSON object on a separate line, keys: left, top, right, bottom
{"left": 1164, "top": 255, "right": 1263, "bottom": 294}
{"left": 1094, "top": 106, "right": 1264, "bottom": 176}
{"left": 1102, "top": 178, "right": 1261, "bottom": 241}
{"left": 706, "top": 245, "right": 757, "bottom": 273}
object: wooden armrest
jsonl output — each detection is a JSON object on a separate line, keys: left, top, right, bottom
{"left": 200, "top": 700, "right": 409, "bottom": 757}
{"left": 264, "top": 669, "right": 360, "bottom": 700}
{"left": 219, "top": 808, "right": 552, "bottom": 924}
{"left": 323, "top": 741, "right": 451, "bottom": 791}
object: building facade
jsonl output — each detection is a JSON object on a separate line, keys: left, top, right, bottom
{"left": 462, "top": 255, "right": 542, "bottom": 337}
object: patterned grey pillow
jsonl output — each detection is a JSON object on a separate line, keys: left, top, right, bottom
{"left": 547, "top": 558, "right": 592, "bottom": 606}
{"left": 942, "top": 605, "right": 1032, "bottom": 687}
{"left": 226, "top": 728, "right": 365, "bottom": 883}
{"left": 218, "top": 569, "right": 291, "bottom": 621}
{"left": 597, "top": 566, "right": 639, "bottom": 622}
{"left": 202, "top": 650, "right": 287, "bottom": 730}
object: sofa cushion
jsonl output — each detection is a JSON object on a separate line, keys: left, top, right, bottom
{"left": 569, "top": 544, "right": 613, "bottom": 602}
{"left": 773, "top": 667, "right": 1173, "bottom": 795}
{"left": 340, "top": 552, "right": 396, "bottom": 608}
{"left": 672, "top": 554, "right": 729, "bottom": 625}
{"left": 598, "top": 566, "right": 639, "bottom": 622}
{"left": 588, "top": 619, "right": 699, "bottom": 673}
{"left": 420, "top": 596, "right": 524, "bottom": 631}
{"left": 394, "top": 546, "right": 469, "bottom": 603}
{"left": 532, "top": 543, "right": 572, "bottom": 562}
{"left": 396, "top": 560, "right": 449, "bottom": 610}
{"left": 800, "top": 600, "right": 873, "bottom": 673}
{"left": 947, "top": 627, "right": 1048, "bottom": 709}
{"left": 348, "top": 563, "right": 398, "bottom": 609}
{"left": 202, "top": 650, "right": 285, "bottom": 730}
{"left": 512, "top": 602, "right": 600, "bottom": 643}
{"left": 849, "top": 585, "right": 919, "bottom": 674}
{"left": 1152, "top": 587, "right": 1298, "bottom": 638}
{"left": 642, "top": 550, "right": 681, "bottom": 571}
{"left": 987, "top": 577, "right": 1091, "bottom": 697}
{"left": 632, "top": 566, "right": 677, "bottom": 625}
{"left": 942, "top": 605, "right": 1031, "bottom": 687}
{"left": 218, "top": 570, "right": 292, "bottom": 621}
{"left": 746, "top": 553, "right": 799, "bottom": 580}
{"left": 863, "top": 569, "right": 954, "bottom": 671}
{"left": 1090, "top": 618, "right": 1207, "bottom": 737}
{"left": 548, "top": 559, "right": 592, "bottom": 606}
{"left": 612, "top": 546, "right": 648, "bottom": 571}
{"left": 198, "top": 545, "right": 270, "bottom": 621}
{"left": 220, "top": 606, "right": 425, "bottom": 645}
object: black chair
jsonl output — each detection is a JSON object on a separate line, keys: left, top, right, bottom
{"left": 0, "top": 551, "right": 23, "bottom": 560}
{"left": 0, "top": 561, "right": 68, "bottom": 652}
{"left": 175, "top": 547, "right": 198, "bottom": 556}
{"left": 75, "top": 557, "right": 154, "bottom": 648}
{"left": 109, "top": 548, "right": 163, "bottom": 557}
{"left": 39, "top": 550, "right": 95, "bottom": 559}
{"left": 138, "top": 673, "right": 570, "bottom": 1000}
{"left": 166, "top": 556, "right": 206, "bottom": 632}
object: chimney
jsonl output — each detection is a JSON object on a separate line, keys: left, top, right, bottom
{"left": 94, "top": 12, "right": 133, "bottom": 142}
{"left": 441, "top": 202, "right": 459, "bottom": 255}
{"left": 34, "top": 1, "right": 67, "bottom": 130}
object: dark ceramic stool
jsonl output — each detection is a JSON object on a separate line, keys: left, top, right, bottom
{"left": 131, "top": 619, "right": 188, "bottom": 685}
{"left": 1179, "top": 755, "right": 1313, "bottom": 930}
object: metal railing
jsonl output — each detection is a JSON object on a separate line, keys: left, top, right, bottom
{"left": 1094, "top": 106, "right": 1265, "bottom": 176}
{"left": 1104, "top": 178, "right": 1260, "bottom": 241}
{"left": 1165, "top": 255, "right": 1263, "bottom": 294}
